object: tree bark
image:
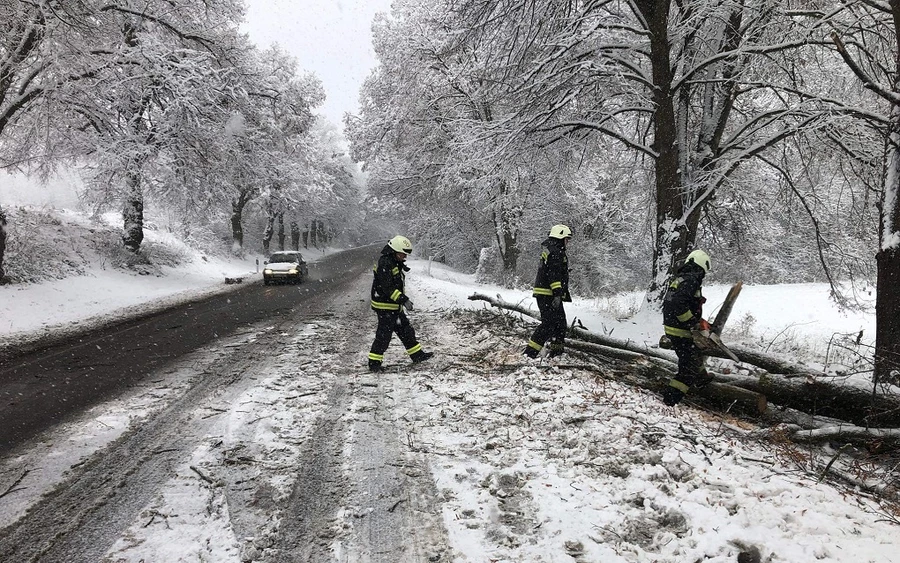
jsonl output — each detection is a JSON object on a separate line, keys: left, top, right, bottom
{"left": 290, "top": 221, "right": 300, "bottom": 251}
{"left": 875, "top": 92, "right": 900, "bottom": 385}
{"left": 492, "top": 191, "right": 521, "bottom": 278}
{"left": 231, "top": 195, "right": 248, "bottom": 253}
{"left": 875, "top": 3, "right": 900, "bottom": 384}
{"left": 875, "top": 245, "right": 900, "bottom": 385}
{"left": 0, "top": 204, "right": 7, "bottom": 281}
{"left": 262, "top": 213, "right": 274, "bottom": 254}
{"left": 501, "top": 228, "right": 519, "bottom": 273}
{"left": 122, "top": 171, "right": 144, "bottom": 253}
{"left": 788, "top": 424, "right": 900, "bottom": 445}
{"left": 634, "top": 0, "right": 690, "bottom": 302}
{"left": 277, "top": 212, "right": 285, "bottom": 251}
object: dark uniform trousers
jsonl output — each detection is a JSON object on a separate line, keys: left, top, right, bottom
{"left": 529, "top": 296, "right": 567, "bottom": 351}
{"left": 370, "top": 310, "right": 420, "bottom": 357}
{"left": 670, "top": 334, "right": 705, "bottom": 387}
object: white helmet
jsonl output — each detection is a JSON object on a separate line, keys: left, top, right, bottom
{"left": 685, "top": 249, "right": 711, "bottom": 273}
{"left": 548, "top": 224, "right": 572, "bottom": 239}
{"left": 388, "top": 235, "right": 413, "bottom": 254}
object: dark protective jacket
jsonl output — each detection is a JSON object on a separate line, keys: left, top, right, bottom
{"left": 532, "top": 237, "right": 571, "bottom": 301}
{"left": 662, "top": 263, "right": 706, "bottom": 338}
{"left": 370, "top": 244, "right": 411, "bottom": 311}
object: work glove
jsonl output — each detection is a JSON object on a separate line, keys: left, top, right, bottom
{"left": 404, "top": 300, "right": 414, "bottom": 311}
{"left": 551, "top": 296, "right": 562, "bottom": 309}
{"left": 661, "top": 384, "right": 685, "bottom": 406}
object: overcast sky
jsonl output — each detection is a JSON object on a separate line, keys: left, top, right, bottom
{"left": 241, "top": 0, "right": 392, "bottom": 131}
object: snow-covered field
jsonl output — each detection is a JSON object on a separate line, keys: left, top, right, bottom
{"left": 1, "top": 248, "right": 897, "bottom": 562}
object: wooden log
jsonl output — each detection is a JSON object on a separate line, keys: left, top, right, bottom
{"left": 468, "top": 293, "right": 675, "bottom": 362}
{"left": 711, "top": 281, "right": 743, "bottom": 334}
{"left": 560, "top": 340, "right": 767, "bottom": 413}
{"left": 789, "top": 425, "right": 900, "bottom": 444}
{"left": 469, "top": 292, "right": 900, "bottom": 427}
{"left": 712, "top": 370, "right": 900, "bottom": 427}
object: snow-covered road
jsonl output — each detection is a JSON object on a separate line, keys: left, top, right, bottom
{"left": 0, "top": 275, "right": 453, "bottom": 561}
{"left": 1, "top": 271, "right": 898, "bottom": 562}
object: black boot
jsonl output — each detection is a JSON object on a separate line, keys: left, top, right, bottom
{"left": 411, "top": 350, "right": 434, "bottom": 363}
{"left": 368, "top": 359, "right": 383, "bottom": 373}
{"left": 694, "top": 370, "right": 714, "bottom": 389}
{"left": 523, "top": 343, "right": 540, "bottom": 358}
{"left": 661, "top": 385, "right": 684, "bottom": 406}
{"left": 662, "top": 378, "right": 689, "bottom": 406}
{"left": 547, "top": 342, "right": 564, "bottom": 358}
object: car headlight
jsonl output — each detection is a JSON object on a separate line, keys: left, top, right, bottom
{"left": 264, "top": 269, "right": 272, "bottom": 274}
{"left": 289, "top": 268, "right": 298, "bottom": 274}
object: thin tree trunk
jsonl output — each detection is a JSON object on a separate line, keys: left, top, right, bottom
{"left": 501, "top": 229, "right": 519, "bottom": 273}
{"left": 231, "top": 195, "right": 248, "bottom": 253}
{"left": 875, "top": 248, "right": 900, "bottom": 385}
{"left": 492, "top": 185, "right": 521, "bottom": 278}
{"left": 262, "top": 213, "right": 274, "bottom": 254}
{"left": 122, "top": 171, "right": 144, "bottom": 252}
{"left": 277, "top": 212, "right": 285, "bottom": 250}
{"left": 311, "top": 220, "right": 321, "bottom": 248}
{"left": 875, "top": 105, "right": 900, "bottom": 385}
{"left": 0, "top": 204, "right": 7, "bottom": 281}
{"left": 290, "top": 221, "right": 300, "bottom": 251}
{"left": 120, "top": 22, "right": 146, "bottom": 255}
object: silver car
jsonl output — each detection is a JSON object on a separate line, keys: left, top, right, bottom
{"left": 263, "top": 251, "right": 309, "bottom": 285}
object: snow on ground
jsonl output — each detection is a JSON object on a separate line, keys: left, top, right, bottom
{"left": 415, "top": 258, "right": 875, "bottom": 362}
{"left": 1, "top": 254, "right": 897, "bottom": 562}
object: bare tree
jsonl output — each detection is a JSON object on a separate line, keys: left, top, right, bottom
{"left": 0, "top": 0, "right": 244, "bottom": 269}
{"left": 349, "top": 0, "right": 592, "bottom": 281}
{"left": 212, "top": 45, "right": 323, "bottom": 253}
{"left": 829, "top": 0, "right": 900, "bottom": 384}
{"left": 442, "top": 0, "right": 863, "bottom": 299}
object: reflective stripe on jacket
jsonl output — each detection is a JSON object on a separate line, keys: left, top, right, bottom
{"left": 371, "top": 244, "right": 409, "bottom": 311}
{"left": 532, "top": 237, "right": 571, "bottom": 301}
{"left": 662, "top": 265, "right": 705, "bottom": 338}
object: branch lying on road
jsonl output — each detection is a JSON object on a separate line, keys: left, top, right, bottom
{"left": 468, "top": 293, "right": 900, "bottom": 428}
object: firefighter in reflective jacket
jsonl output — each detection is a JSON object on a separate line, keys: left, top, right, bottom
{"left": 661, "top": 249, "right": 714, "bottom": 405}
{"left": 367, "top": 235, "right": 433, "bottom": 372}
{"left": 524, "top": 225, "right": 573, "bottom": 358}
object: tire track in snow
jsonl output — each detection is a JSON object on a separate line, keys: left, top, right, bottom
{"left": 0, "top": 321, "right": 306, "bottom": 563}
{"left": 342, "top": 371, "right": 451, "bottom": 562}
{"left": 266, "top": 276, "right": 452, "bottom": 562}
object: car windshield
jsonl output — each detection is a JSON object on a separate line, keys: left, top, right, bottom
{"left": 269, "top": 253, "right": 300, "bottom": 263}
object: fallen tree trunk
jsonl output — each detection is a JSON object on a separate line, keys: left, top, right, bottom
{"left": 468, "top": 293, "right": 900, "bottom": 428}
{"left": 564, "top": 339, "right": 768, "bottom": 413}
{"left": 788, "top": 425, "right": 900, "bottom": 444}
{"left": 469, "top": 293, "right": 671, "bottom": 360}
